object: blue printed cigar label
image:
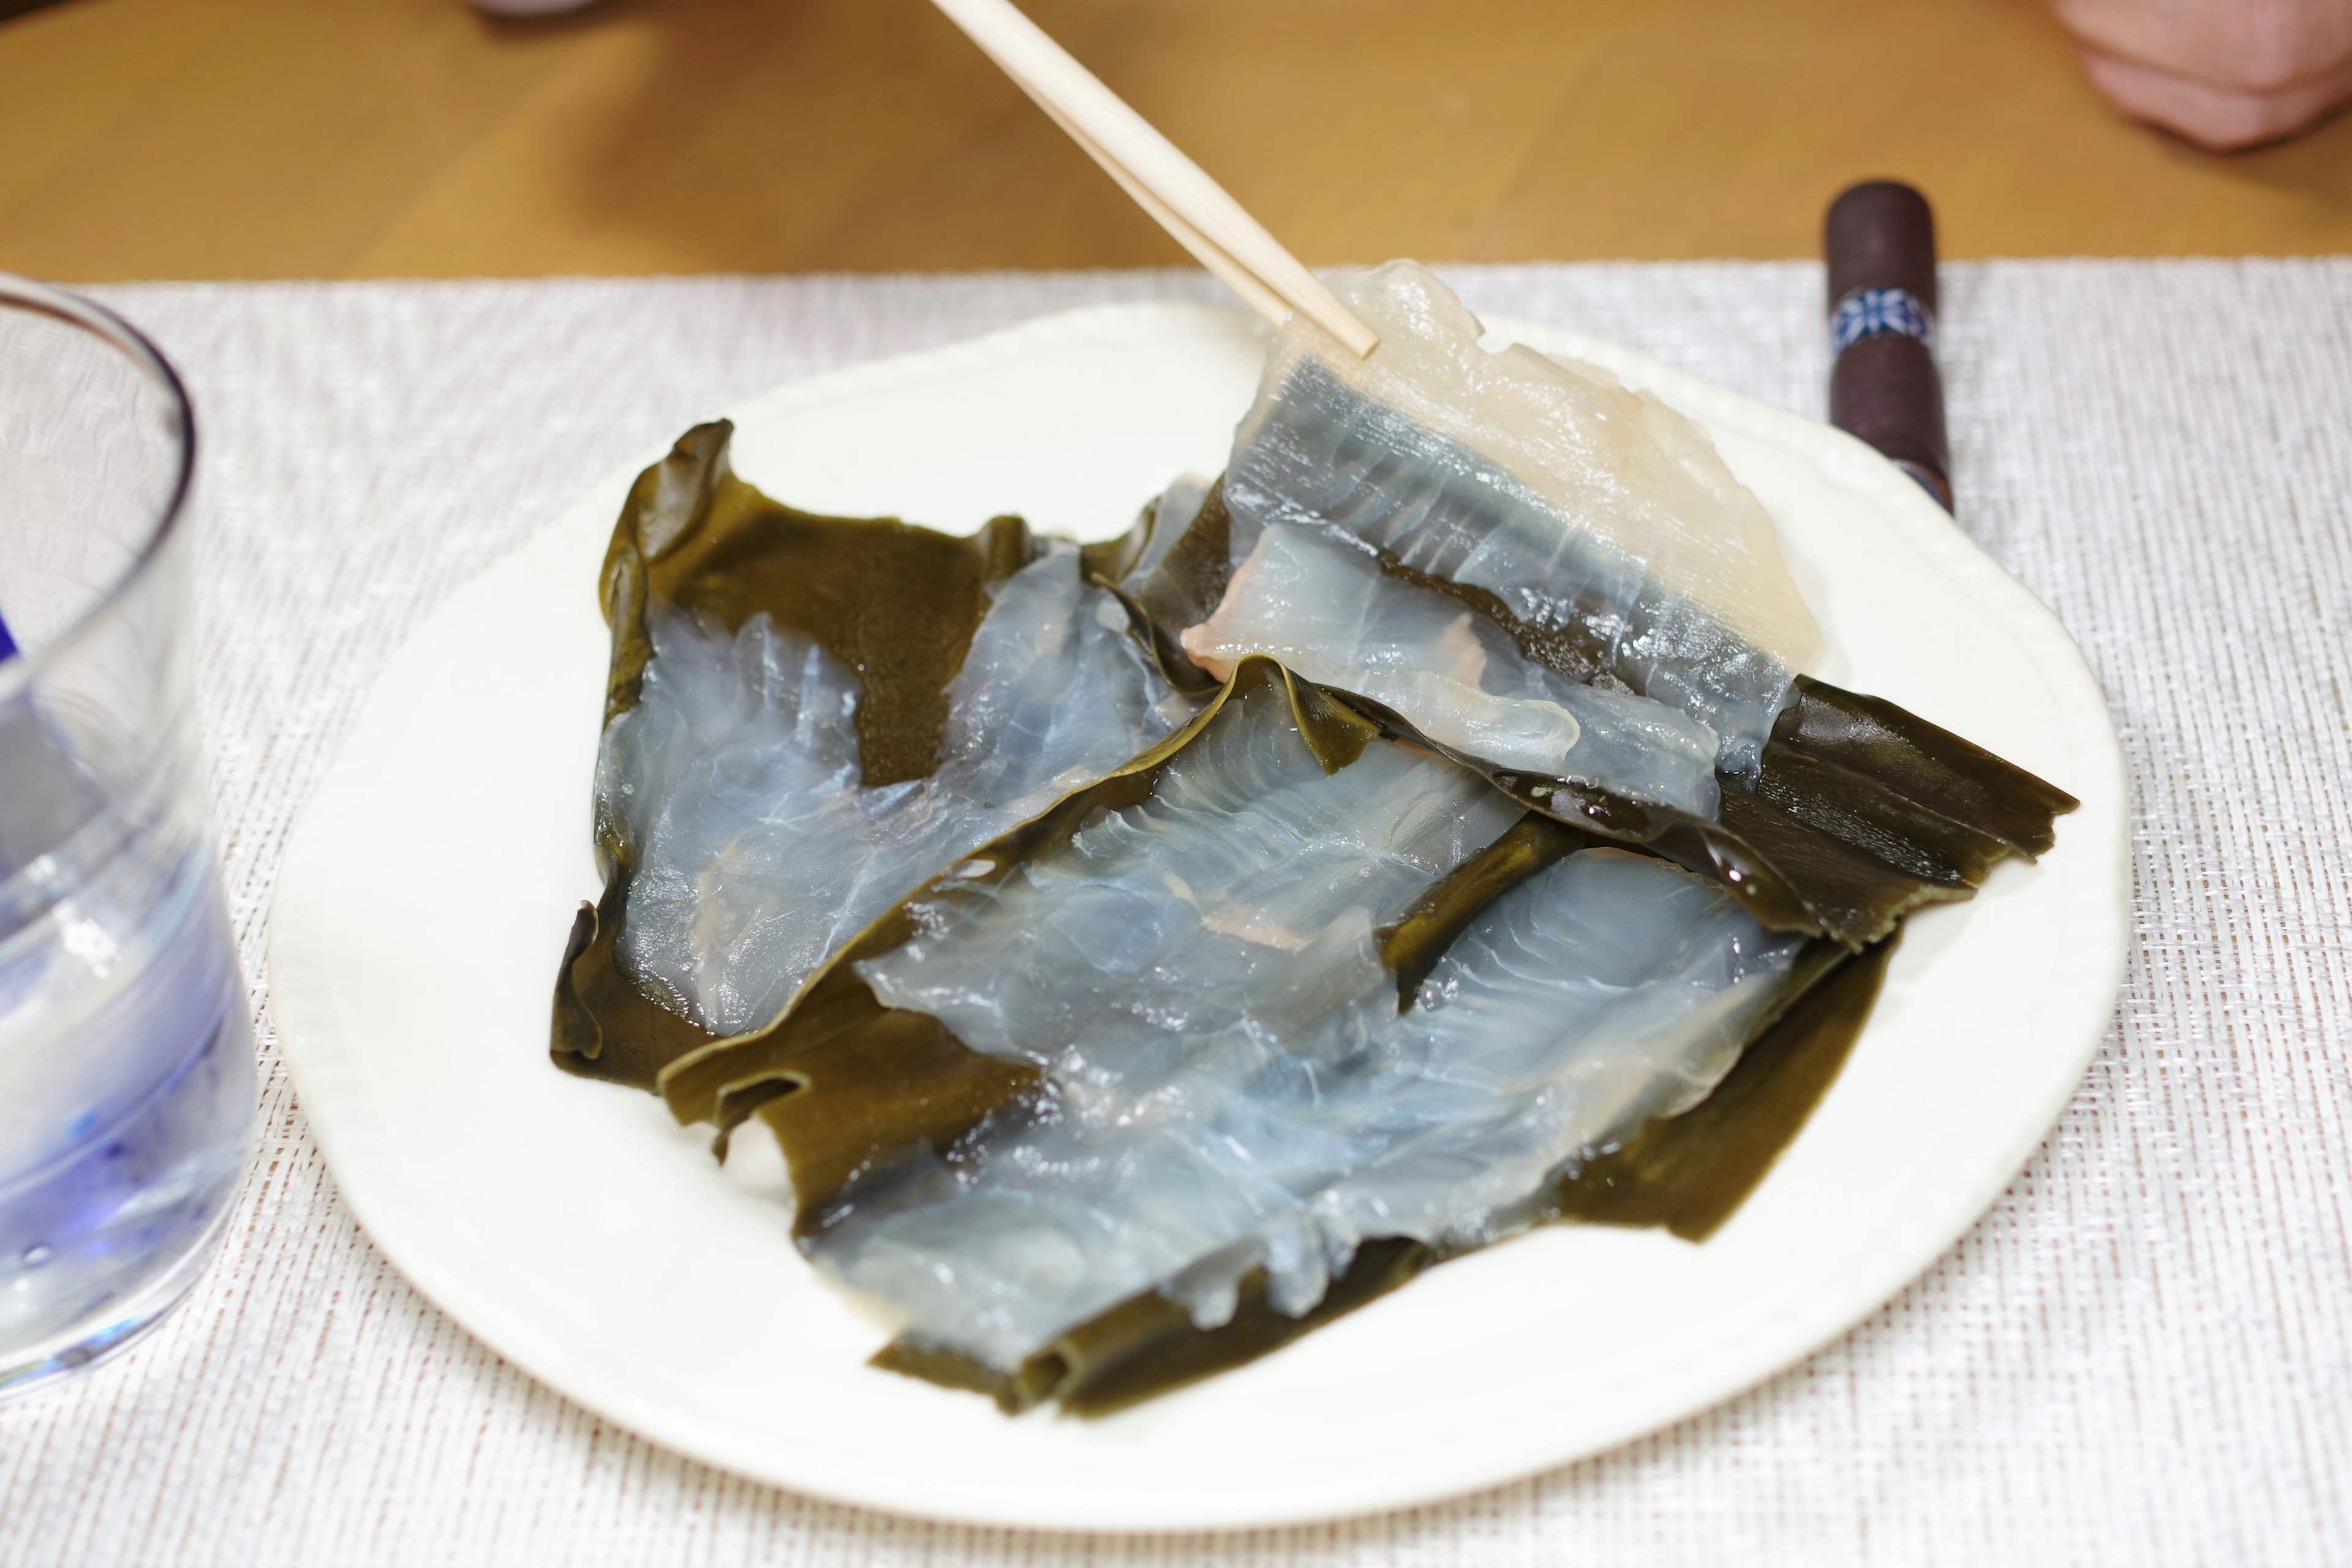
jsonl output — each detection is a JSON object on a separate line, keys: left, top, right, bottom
{"left": 1831, "top": 287, "right": 1936, "bottom": 355}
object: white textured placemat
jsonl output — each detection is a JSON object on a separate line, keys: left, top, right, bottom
{"left": 0, "top": 260, "right": 2344, "bottom": 1566}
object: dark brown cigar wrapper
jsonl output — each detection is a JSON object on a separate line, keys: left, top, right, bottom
{"left": 1824, "top": 180, "right": 1951, "bottom": 510}
{"left": 1830, "top": 334, "right": 1950, "bottom": 508}
{"left": 1826, "top": 181, "right": 1938, "bottom": 315}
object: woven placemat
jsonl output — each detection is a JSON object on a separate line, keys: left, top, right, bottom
{"left": 2, "top": 260, "right": 2344, "bottom": 1566}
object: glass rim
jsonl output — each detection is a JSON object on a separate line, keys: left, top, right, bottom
{"left": 0, "top": 271, "right": 197, "bottom": 707}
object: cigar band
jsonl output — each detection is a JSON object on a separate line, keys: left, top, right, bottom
{"left": 1831, "top": 287, "right": 1936, "bottom": 355}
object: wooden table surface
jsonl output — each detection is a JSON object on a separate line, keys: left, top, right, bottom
{"left": 2, "top": 0, "right": 2348, "bottom": 281}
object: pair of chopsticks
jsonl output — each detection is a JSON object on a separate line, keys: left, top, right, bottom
{"left": 928, "top": 0, "right": 1379, "bottom": 358}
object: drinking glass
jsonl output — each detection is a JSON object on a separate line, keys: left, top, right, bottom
{"left": 0, "top": 274, "right": 252, "bottom": 1401}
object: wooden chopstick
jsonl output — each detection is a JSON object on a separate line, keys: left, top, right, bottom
{"left": 929, "top": 0, "right": 1380, "bottom": 358}
{"left": 1014, "top": 82, "right": 1291, "bottom": 328}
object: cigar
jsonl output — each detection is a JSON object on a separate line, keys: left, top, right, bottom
{"left": 1824, "top": 181, "right": 1951, "bottom": 511}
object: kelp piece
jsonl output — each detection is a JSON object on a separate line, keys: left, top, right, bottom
{"left": 875, "top": 1235, "right": 1436, "bottom": 1417}
{"left": 1223, "top": 260, "right": 1819, "bottom": 774}
{"left": 1181, "top": 520, "right": 1724, "bottom": 813}
{"left": 551, "top": 419, "right": 1183, "bottom": 1085}
{"left": 656, "top": 658, "right": 1393, "bottom": 1185}
{"left": 890, "top": 930, "right": 1888, "bottom": 1416}
{"left": 1759, "top": 679, "right": 2075, "bottom": 861}
{"left": 1378, "top": 813, "right": 1588, "bottom": 1006}
{"left": 1740, "top": 676, "right": 2076, "bottom": 932}
{"left": 673, "top": 672, "right": 1829, "bottom": 1395}
{"left": 1545, "top": 930, "right": 1896, "bottom": 1241}
{"left": 958, "top": 932, "right": 1894, "bottom": 1414}
{"left": 817, "top": 698, "right": 1529, "bottom": 1374}
{"left": 1094, "top": 460, "right": 2075, "bottom": 950}
{"left": 1128, "top": 264, "right": 2073, "bottom": 944}
{"left": 1309, "top": 672, "right": 2073, "bottom": 951}
{"left": 1083, "top": 475, "right": 1235, "bottom": 698}
{"left": 595, "top": 421, "right": 1036, "bottom": 785}
{"left": 609, "top": 551, "right": 1185, "bottom": 1039}
{"left": 554, "top": 899, "right": 714, "bottom": 1093}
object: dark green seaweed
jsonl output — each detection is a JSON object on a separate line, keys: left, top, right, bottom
{"left": 879, "top": 1237, "right": 1440, "bottom": 1416}
{"left": 655, "top": 657, "right": 1384, "bottom": 1201}
{"left": 551, "top": 420, "right": 1039, "bottom": 1090}
{"left": 1083, "top": 478, "right": 1235, "bottom": 698}
{"left": 871, "top": 937, "right": 1895, "bottom": 1415}
{"left": 1104, "top": 485, "right": 2078, "bottom": 949}
{"left": 1377, "top": 814, "right": 1590, "bottom": 1007}
{"left": 1540, "top": 931, "right": 1896, "bottom": 1240}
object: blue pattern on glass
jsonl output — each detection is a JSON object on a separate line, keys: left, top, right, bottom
{"left": 1831, "top": 287, "right": 1936, "bottom": 355}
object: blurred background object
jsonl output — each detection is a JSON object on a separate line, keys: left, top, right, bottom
{"left": 470, "top": 0, "right": 601, "bottom": 17}
{"left": 0, "top": 0, "right": 2348, "bottom": 279}
{"left": 2042, "top": 0, "right": 2352, "bottom": 151}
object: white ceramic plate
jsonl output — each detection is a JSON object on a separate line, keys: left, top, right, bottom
{"left": 270, "top": 304, "right": 2127, "bottom": 1532}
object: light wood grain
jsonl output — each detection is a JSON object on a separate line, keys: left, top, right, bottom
{"left": 0, "top": 0, "right": 2346, "bottom": 282}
